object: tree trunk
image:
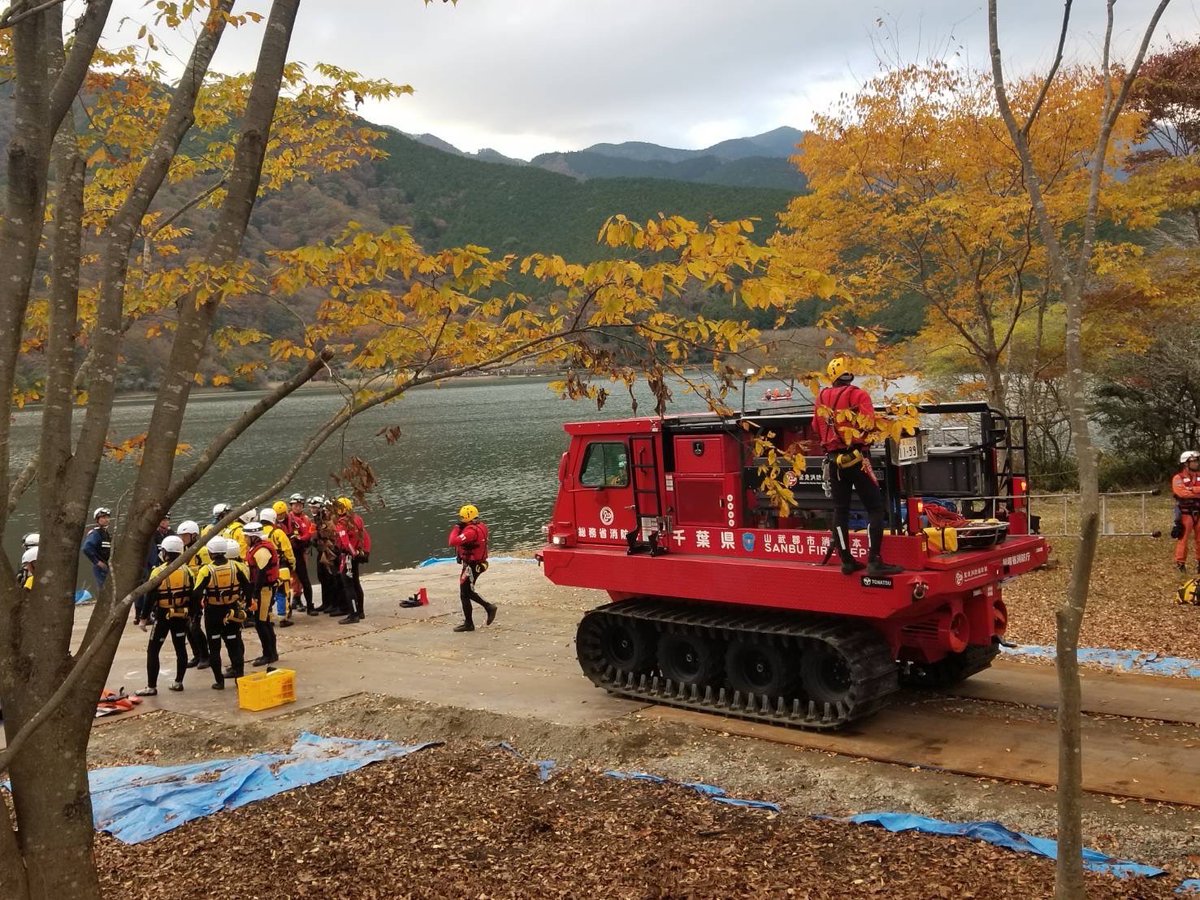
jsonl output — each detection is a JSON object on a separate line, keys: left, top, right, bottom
{"left": 7, "top": 692, "right": 98, "bottom": 899}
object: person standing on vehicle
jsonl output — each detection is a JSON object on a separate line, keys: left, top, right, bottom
{"left": 243, "top": 522, "right": 280, "bottom": 667}
{"left": 448, "top": 504, "right": 496, "bottom": 632}
{"left": 1174, "top": 450, "right": 1200, "bottom": 574}
{"left": 192, "top": 538, "right": 252, "bottom": 690}
{"left": 82, "top": 506, "right": 113, "bottom": 593}
{"left": 135, "top": 535, "right": 193, "bottom": 696}
{"left": 812, "top": 358, "right": 904, "bottom": 578}
{"left": 288, "top": 494, "right": 318, "bottom": 614}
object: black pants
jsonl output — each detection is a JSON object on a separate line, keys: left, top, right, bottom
{"left": 186, "top": 612, "right": 209, "bottom": 664}
{"left": 318, "top": 562, "right": 344, "bottom": 612}
{"left": 204, "top": 604, "right": 246, "bottom": 685}
{"left": 295, "top": 549, "right": 313, "bottom": 608}
{"left": 147, "top": 615, "right": 189, "bottom": 688}
{"left": 459, "top": 562, "right": 490, "bottom": 625}
{"left": 253, "top": 588, "right": 278, "bottom": 661}
{"left": 351, "top": 556, "right": 365, "bottom": 614}
{"left": 829, "top": 455, "right": 885, "bottom": 562}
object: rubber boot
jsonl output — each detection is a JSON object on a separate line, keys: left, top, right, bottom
{"left": 840, "top": 556, "right": 866, "bottom": 575}
{"left": 484, "top": 602, "right": 497, "bottom": 625}
{"left": 453, "top": 621, "right": 474, "bottom": 633}
{"left": 867, "top": 556, "right": 903, "bottom": 577}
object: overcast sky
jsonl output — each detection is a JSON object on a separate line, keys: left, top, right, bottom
{"left": 106, "top": 0, "right": 1200, "bottom": 160}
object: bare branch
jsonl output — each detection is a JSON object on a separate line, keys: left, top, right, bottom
{"left": 1021, "top": 0, "right": 1073, "bottom": 137}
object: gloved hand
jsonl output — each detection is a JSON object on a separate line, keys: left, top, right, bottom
{"left": 357, "top": 552, "right": 369, "bottom": 564}
{"left": 1171, "top": 522, "right": 1185, "bottom": 540}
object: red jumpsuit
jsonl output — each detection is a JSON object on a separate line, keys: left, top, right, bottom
{"left": 1173, "top": 467, "right": 1200, "bottom": 566}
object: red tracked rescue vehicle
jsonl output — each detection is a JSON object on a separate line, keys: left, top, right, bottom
{"left": 540, "top": 401, "right": 1049, "bottom": 730}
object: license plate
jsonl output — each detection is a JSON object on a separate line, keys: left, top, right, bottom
{"left": 897, "top": 436, "right": 920, "bottom": 462}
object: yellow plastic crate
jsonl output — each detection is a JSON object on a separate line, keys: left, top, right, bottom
{"left": 237, "top": 668, "right": 296, "bottom": 711}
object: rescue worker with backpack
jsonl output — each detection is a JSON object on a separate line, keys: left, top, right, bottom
{"left": 192, "top": 538, "right": 252, "bottom": 690}
{"left": 243, "top": 521, "right": 281, "bottom": 667}
{"left": 448, "top": 504, "right": 496, "bottom": 632}
{"left": 812, "top": 357, "right": 904, "bottom": 579}
{"left": 135, "top": 535, "right": 194, "bottom": 696}
{"left": 261, "top": 506, "right": 297, "bottom": 628}
{"left": 1173, "top": 450, "right": 1200, "bottom": 574}
{"left": 176, "top": 519, "right": 212, "bottom": 670}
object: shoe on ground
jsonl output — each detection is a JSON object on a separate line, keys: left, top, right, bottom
{"left": 168, "top": 681, "right": 183, "bottom": 692}
{"left": 185, "top": 658, "right": 200, "bottom": 669}
{"left": 137, "top": 621, "right": 149, "bottom": 633}
{"left": 134, "top": 686, "right": 157, "bottom": 697}
{"left": 485, "top": 604, "right": 497, "bottom": 625}
{"left": 251, "top": 656, "right": 269, "bottom": 667}
{"left": 279, "top": 619, "right": 294, "bottom": 628}
{"left": 840, "top": 559, "right": 866, "bottom": 575}
{"left": 338, "top": 614, "right": 361, "bottom": 624}
{"left": 306, "top": 607, "right": 319, "bottom": 616}
{"left": 195, "top": 659, "right": 209, "bottom": 670}
{"left": 453, "top": 622, "right": 475, "bottom": 633}
{"left": 211, "top": 682, "right": 224, "bottom": 690}
{"left": 866, "top": 559, "right": 904, "bottom": 577}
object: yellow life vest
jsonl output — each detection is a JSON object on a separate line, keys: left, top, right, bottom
{"left": 186, "top": 544, "right": 213, "bottom": 572}
{"left": 222, "top": 521, "right": 249, "bottom": 559}
{"left": 1179, "top": 578, "right": 1199, "bottom": 607}
{"left": 265, "top": 524, "right": 295, "bottom": 578}
{"left": 198, "top": 561, "right": 239, "bottom": 606}
{"left": 152, "top": 563, "right": 192, "bottom": 618}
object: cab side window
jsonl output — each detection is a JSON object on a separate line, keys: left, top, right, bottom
{"left": 580, "top": 442, "right": 629, "bottom": 488}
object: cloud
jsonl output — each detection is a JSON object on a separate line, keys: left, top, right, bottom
{"left": 106, "top": 0, "right": 1200, "bottom": 159}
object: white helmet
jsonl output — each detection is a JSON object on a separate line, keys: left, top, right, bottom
{"left": 22, "top": 532, "right": 39, "bottom": 549}
{"left": 243, "top": 521, "right": 264, "bottom": 538}
{"left": 225, "top": 538, "right": 242, "bottom": 559}
{"left": 259, "top": 508, "right": 277, "bottom": 524}
{"left": 21, "top": 546, "right": 37, "bottom": 565}
{"left": 94, "top": 506, "right": 111, "bottom": 520}
{"left": 160, "top": 535, "right": 185, "bottom": 555}
{"left": 289, "top": 492, "right": 305, "bottom": 503}
{"left": 177, "top": 520, "right": 200, "bottom": 536}
{"left": 1182, "top": 450, "right": 1200, "bottom": 465}
{"left": 208, "top": 537, "right": 229, "bottom": 557}
{"left": 213, "top": 502, "right": 231, "bottom": 518}
{"left": 238, "top": 509, "right": 256, "bottom": 524}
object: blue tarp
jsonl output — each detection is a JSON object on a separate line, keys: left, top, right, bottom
{"left": 1178, "top": 879, "right": 1200, "bottom": 894}
{"left": 603, "top": 770, "right": 781, "bottom": 812}
{"left": 844, "top": 812, "right": 1165, "bottom": 879}
{"left": 417, "top": 556, "right": 537, "bottom": 568}
{"left": 496, "top": 741, "right": 558, "bottom": 782}
{"left": 75, "top": 589, "right": 93, "bottom": 605}
{"left": 1001, "top": 643, "right": 1200, "bottom": 679}
{"left": 90, "top": 732, "right": 437, "bottom": 844}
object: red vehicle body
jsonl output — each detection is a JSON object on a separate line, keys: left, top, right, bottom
{"left": 541, "top": 401, "right": 1048, "bottom": 729}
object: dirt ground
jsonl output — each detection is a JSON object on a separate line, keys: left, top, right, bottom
{"left": 79, "top": 524, "right": 1200, "bottom": 898}
{"left": 93, "top": 743, "right": 1182, "bottom": 900}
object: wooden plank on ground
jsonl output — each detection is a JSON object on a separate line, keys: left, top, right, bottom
{"left": 949, "top": 658, "right": 1200, "bottom": 726}
{"left": 645, "top": 703, "right": 1200, "bottom": 806}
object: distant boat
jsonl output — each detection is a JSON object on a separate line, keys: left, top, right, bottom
{"left": 762, "top": 389, "right": 793, "bottom": 402}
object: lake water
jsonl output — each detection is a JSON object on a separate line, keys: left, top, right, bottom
{"left": 6, "top": 375, "right": 738, "bottom": 572}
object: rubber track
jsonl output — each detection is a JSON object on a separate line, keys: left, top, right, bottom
{"left": 577, "top": 599, "right": 899, "bottom": 731}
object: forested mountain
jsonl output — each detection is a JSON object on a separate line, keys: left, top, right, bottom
{"left": 410, "top": 126, "right": 808, "bottom": 191}
{"left": 247, "top": 128, "right": 797, "bottom": 262}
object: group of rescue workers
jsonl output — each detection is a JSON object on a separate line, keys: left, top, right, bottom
{"left": 13, "top": 496, "right": 497, "bottom": 695}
